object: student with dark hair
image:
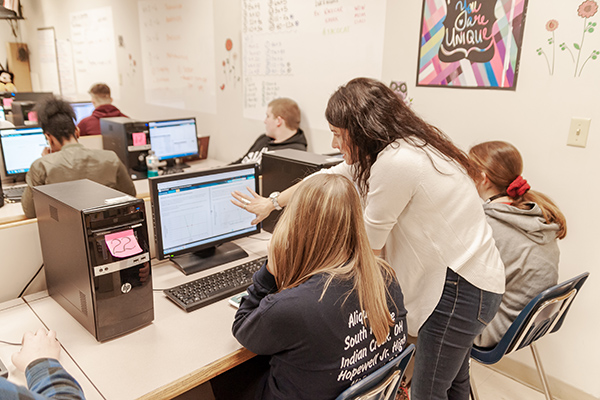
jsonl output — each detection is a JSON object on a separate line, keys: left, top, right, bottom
{"left": 233, "top": 78, "right": 504, "bottom": 400}
{"left": 232, "top": 97, "right": 307, "bottom": 168}
{"left": 469, "top": 141, "right": 566, "bottom": 347}
{"left": 231, "top": 174, "right": 407, "bottom": 400}
{"left": 77, "top": 83, "right": 128, "bottom": 136}
{"left": 0, "top": 329, "right": 85, "bottom": 399}
{"left": 21, "top": 96, "right": 136, "bottom": 218}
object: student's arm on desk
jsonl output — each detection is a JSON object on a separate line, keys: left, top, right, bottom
{"left": 0, "top": 329, "right": 85, "bottom": 400}
{"left": 232, "top": 262, "right": 289, "bottom": 355}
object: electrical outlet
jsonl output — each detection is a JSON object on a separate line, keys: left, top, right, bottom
{"left": 567, "top": 117, "right": 591, "bottom": 148}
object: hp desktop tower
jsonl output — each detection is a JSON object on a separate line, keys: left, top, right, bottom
{"left": 261, "top": 149, "right": 343, "bottom": 232}
{"left": 100, "top": 117, "right": 151, "bottom": 180}
{"left": 33, "top": 179, "right": 154, "bottom": 342}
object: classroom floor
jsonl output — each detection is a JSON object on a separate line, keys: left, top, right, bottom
{"left": 470, "top": 362, "right": 549, "bottom": 400}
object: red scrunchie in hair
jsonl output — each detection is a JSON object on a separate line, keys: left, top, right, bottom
{"left": 506, "top": 176, "right": 530, "bottom": 198}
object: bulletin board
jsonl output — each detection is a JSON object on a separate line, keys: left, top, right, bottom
{"left": 241, "top": 0, "right": 387, "bottom": 130}
{"left": 417, "top": 0, "right": 529, "bottom": 89}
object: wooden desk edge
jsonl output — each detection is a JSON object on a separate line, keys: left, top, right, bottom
{"left": 136, "top": 347, "right": 256, "bottom": 400}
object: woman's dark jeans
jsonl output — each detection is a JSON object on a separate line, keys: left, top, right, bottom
{"left": 411, "top": 268, "right": 502, "bottom": 400}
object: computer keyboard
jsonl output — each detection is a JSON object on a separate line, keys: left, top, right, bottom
{"left": 3, "top": 184, "right": 26, "bottom": 200}
{"left": 164, "top": 256, "right": 267, "bottom": 312}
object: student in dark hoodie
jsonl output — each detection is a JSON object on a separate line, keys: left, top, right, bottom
{"left": 469, "top": 141, "right": 567, "bottom": 347}
{"left": 232, "top": 97, "right": 307, "bottom": 169}
{"left": 77, "top": 83, "right": 128, "bottom": 136}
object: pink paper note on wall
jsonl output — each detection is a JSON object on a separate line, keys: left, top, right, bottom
{"left": 105, "top": 229, "right": 143, "bottom": 258}
{"left": 132, "top": 132, "right": 146, "bottom": 146}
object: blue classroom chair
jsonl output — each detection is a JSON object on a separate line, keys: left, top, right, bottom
{"left": 335, "top": 343, "right": 415, "bottom": 400}
{"left": 470, "top": 272, "right": 589, "bottom": 400}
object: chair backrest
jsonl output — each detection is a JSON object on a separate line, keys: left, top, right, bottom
{"left": 471, "top": 272, "right": 589, "bottom": 364}
{"left": 335, "top": 343, "right": 415, "bottom": 400}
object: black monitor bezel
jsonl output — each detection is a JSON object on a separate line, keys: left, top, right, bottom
{"left": 0, "top": 125, "right": 45, "bottom": 181}
{"left": 149, "top": 163, "right": 261, "bottom": 261}
{"left": 147, "top": 117, "right": 200, "bottom": 161}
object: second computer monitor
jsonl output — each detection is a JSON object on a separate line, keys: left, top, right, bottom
{"left": 0, "top": 126, "right": 47, "bottom": 181}
{"left": 148, "top": 118, "right": 199, "bottom": 170}
{"left": 71, "top": 102, "right": 95, "bottom": 124}
{"left": 149, "top": 164, "right": 260, "bottom": 275}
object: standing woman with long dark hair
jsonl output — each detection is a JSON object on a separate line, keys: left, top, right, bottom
{"left": 233, "top": 78, "right": 505, "bottom": 399}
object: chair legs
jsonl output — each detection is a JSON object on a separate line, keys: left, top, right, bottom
{"left": 469, "top": 372, "right": 480, "bottom": 400}
{"left": 530, "top": 342, "right": 554, "bottom": 400}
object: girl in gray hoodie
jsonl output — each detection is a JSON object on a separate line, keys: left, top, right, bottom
{"left": 469, "top": 141, "right": 567, "bottom": 347}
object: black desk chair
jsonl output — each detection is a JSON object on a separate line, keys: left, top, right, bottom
{"left": 470, "top": 272, "right": 589, "bottom": 400}
{"left": 335, "top": 343, "right": 415, "bottom": 400}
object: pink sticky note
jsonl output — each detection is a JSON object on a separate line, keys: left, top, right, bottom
{"left": 3, "top": 98, "right": 12, "bottom": 108}
{"left": 105, "top": 229, "right": 143, "bottom": 258}
{"left": 132, "top": 132, "right": 146, "bottom": 146}
{"left": 28, "top": 111, "right": 38, "bottom": 122}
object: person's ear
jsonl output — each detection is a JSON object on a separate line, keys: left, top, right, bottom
{"left": 74, "top": 126, "right": 80, "bottom": 139}
{"left": 275, "top": 116, "right": 283, "bottom": 127}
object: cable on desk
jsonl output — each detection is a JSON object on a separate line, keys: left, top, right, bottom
{"left": 0, "top": 339, "right": 20, "bottom": 346}
{"left": 18, "top": 263, "right": 44, "bottom": 298}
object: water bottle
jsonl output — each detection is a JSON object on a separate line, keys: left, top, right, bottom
{"left": 146, "top": 150, "right": 159, "bottom": 177}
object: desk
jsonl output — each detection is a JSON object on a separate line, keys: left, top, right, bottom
{"left": 0, "top": 298, "right": 103, "bottom": 399}
{"left": 0, "top": 158, "right": 226, "bottom": 226}
{"left": 20, "top": 233, "right": 270, "bottom": 399}
{"left": 0, "top": 158, "right": 228, "bottom": 303}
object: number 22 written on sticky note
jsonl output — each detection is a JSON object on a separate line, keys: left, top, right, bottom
{"left": 105, "top": 229, "right": 143, "bottom": 258}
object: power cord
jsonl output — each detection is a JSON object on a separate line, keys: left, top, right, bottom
{"left": 18, "top": 264, "right": 44, "bottom": 298}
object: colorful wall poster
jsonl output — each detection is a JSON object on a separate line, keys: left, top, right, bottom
{"left": 417, "top": 0, "right": 529, "bottom": 90}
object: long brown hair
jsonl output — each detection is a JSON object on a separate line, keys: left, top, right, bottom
{"left": 325, "top": 77, "right": 478, "bottom": 196}
{"left": 269, "top": 174, "right": 398, "bottom": 344}
{"left": 469, "top": 141, "right": 567, "bottom": 239}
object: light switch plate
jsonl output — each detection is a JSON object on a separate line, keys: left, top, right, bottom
{"left": 567, "top": 117, "right": 591, "bottom": 148}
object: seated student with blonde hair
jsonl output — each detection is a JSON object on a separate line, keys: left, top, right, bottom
{"left": 232, "top": 97, "right": 307, "bottom": 168}
{"left": 231, "top": 174, "right": 407, "bottom": 400}
{"left": 21, "top": 96, "right": 136, "bottom": 218}
{"left": 469, "top": 141, "right": 567, "bottom": 347}
{"left": 77, "top": 83, "right": 128, "bottom": 136}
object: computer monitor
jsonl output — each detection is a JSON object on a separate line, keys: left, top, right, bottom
{"left": 148, "top": 118, "right": 199, "bottom": 172}
{"left": 13, "top": 92, "right": 53, "bottom": 103}
{"left": 0, "top": 105, "right": 5, "bottom": 121}
{"left": 149, "top": 164, "right": 260, "bottom": 275}
{"left": 0, "top": 126, "right": 47, "bottom": 182}
{"left": 71, "top": 101, "right": 95, "bottom": 124}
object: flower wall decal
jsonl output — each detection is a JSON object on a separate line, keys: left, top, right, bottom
{"left": 536, "top": 1, "right": 598, "bottom": 77}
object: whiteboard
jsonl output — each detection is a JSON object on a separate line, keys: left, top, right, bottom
{"left": 242, "top": 0, "right": 387, "bottom": 130}
{"left": 56, "top": 39, "right": 77, "bottom": 97}
{"left": 138, "top": 0, "right": 217, "bottom": 113}
{"left": 70, "top": 7, "right": 120, "bottom": 99}
{"left": 37, "top": 27, "right": 60, "bottom": 94}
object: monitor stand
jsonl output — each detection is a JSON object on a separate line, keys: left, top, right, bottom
{"left": 160, "top": 158, "right": 191, "bottom": 175}
{"left": 170, "top": 242, "right": 249, "bottom": 275}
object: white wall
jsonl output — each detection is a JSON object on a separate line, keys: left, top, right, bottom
{"left": 13, "top": 0, "right": 600, "bottom": 397}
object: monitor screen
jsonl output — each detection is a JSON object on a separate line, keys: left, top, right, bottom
{"left": 0, "top": 105, "right": 5, "bottom": 121}
{"left": 149, "top": 164, "right": 260, "bottom": 275}
{"left": 0, "top": 126, "right": 47, "bottom": 179}
{"left": 71, "top": 102, "right": 95, "bottom": 124}
{"left": 148, "top": 118, "right": 199, "bottom": 161}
